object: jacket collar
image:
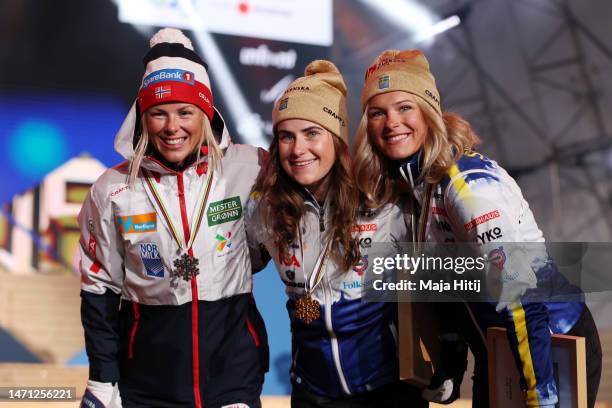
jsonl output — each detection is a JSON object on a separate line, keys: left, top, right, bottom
{"left": 397, "top": 149, "right": 423, "bottom": 191}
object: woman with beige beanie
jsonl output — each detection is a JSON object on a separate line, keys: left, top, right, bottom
{"left": 353, "top": 49, "right": 601, "bottom": 407}
{"left": 245, "top": 60, "right": 427, "bottom": 407}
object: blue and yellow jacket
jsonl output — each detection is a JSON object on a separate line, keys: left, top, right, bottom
{"left": 399, "top": 150, "right": 584, "bottom": 407}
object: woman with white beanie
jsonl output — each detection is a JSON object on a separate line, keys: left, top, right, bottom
{"left": 78, "top": 28, "right": 268, "bottom": 408}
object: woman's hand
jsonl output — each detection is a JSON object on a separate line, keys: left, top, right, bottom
{"left": 80, "top": 380, "right": 122, "bottom": 408}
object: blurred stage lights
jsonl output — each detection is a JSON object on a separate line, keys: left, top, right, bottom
{"left": 358, "top": 0, "right": 464, "bottom": 43}
{"left": 8, "top": 119, "right": 67, "bottom": 181}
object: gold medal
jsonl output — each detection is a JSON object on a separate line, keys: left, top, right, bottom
{"left": 294, "top": 294, "right": 321, "bottom": 324}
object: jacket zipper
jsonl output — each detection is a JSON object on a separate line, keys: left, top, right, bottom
{"left": 323, "top": 273, "right": 351, "bottom": 395}
{"left": 177, "top": 172, "right": 203, "bottom": 408}
{"left": 314, "top": 203, "right": 351, "bottom": 395}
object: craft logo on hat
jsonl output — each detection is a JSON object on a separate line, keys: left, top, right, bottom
{"left": 142, "top": 68, "right": 196, "bottom": 88}
{"left": 279, "top": 97, "right": 289, "bottom": 111}
{"left": 425, "top": 89, "right": 440, "bottom": 105}
{"left": 155, "top": 86, "right": 171, "bottom": 99}
{"left": 378, "top": 74, "right": 390, "bottom": 90}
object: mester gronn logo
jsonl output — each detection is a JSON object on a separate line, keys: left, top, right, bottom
{"left": 207, "top": 196, "right": 242, "bottom": 226}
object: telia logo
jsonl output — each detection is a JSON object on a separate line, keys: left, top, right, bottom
{"left": 239, "top": 45, "right": 297, "bottom": 70}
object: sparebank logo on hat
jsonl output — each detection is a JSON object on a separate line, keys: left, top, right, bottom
{"left": 142, "top": 69, "right": 195, "bottom": 88}
{"left": 116, "top": 213, "right": 157, "bottom": 234}
{"left": 139, "top": 242, "right": 164, "bottom": 277}
{"left": 378, "top": 75, "right": 390, "bottom": 90}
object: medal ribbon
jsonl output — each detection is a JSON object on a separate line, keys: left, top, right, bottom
{"left": 298, "top": 227, "right": 331, "bottom": 295}
{"left": 411, "top": 183, "right": 434, "bottom": 256}
{"left": 142, "top": 167, "right": 214, "bottom": 251}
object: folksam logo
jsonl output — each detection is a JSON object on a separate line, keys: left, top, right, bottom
{"left": 140, "top": 243, "right": 164, "bottom": 278}
{"left": 142, "top": 69, "right": 195, "bottom": 88}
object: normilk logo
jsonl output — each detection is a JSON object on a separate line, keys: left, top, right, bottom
{"left": 140, "top": 243, "right": 164, "bottom": 278}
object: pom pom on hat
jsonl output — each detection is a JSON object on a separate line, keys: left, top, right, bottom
{"left": 273, "top": 59, "right": 349, "bottom": 142}
{"left": 305, "top": 59, "right": 340, "bottom": 76}
{"left": 149, "top": 28, "right": 194, "bottom": 50}
{"left": 137, "top": 28, "right": 213, "bottom": 120}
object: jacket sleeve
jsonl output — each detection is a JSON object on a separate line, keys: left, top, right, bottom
{"left": 244, "top": 191, "right": 271, "bottom": 273}
{"left": 446, "top": 180, "right": 558, "bottom": 407}
{"left": 78, "top": 184, "right": 125, "bottom": 382}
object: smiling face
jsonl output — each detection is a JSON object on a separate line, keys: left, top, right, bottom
{"left": 277, "top": 119, "right": 336, "bottom": 200}
{"left": 366, "top": 91, "right": 429, "bottom": 161}
{"left": 144, "top": 103, "right": 204, "bottom": 165}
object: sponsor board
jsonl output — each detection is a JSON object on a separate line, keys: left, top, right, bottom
{"left": 240, "top": 45, "right": 297, "bottom": 69}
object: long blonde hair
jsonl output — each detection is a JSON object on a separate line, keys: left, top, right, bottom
{"left": 127, "top": 113, "right": 223, "bottom": 186}
{"left": 352, "top": 96, "right": 480, "bottom": 207}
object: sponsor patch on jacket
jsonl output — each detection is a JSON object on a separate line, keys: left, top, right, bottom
{"left": 352, "top": 255, "right": 369, "bottom": 276}
{"left": 116, "top": 213, "right": 157, "bottom": 233}
{"left": 464, "top": 210, "right": 500, "bottom": 231}
{"left": 352, "top": 223, "right": 378, "bottom": 232}
{"left": 207, "top": 196, "right": 242, "bottom": 226}
{"left": 215, "top": 231, "right": 233, "bottom": 252}
{"left": 140, "top": 242, "right": 164, "bottom": 277}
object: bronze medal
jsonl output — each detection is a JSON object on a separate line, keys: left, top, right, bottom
{"left": 172, "top": 253, "right": 200, "bottom": 281}
{"left": 294, "top": 294, "right": 321, "bottom": 324}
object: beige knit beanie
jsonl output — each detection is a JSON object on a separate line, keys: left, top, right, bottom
{"left": 361, "top": 49, "right": 441, "bottom": 116}
{"left": 272, "top": 60, "right": 348, "bottom": 143}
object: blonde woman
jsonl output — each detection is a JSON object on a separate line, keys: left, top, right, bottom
{"left": 246, "top": 60, "right": 426, "bottom": 407}
{"left": 353, "top": 49, "right": 600, "bottom": 407}
{"left": 78, "top": 29, "right": 267, "bottom": 408}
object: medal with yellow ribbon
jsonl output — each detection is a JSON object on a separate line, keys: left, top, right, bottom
{"left": 294, "top": 228, "right": 331, "bottom": 324}
{"left": 142, "top": 167, "right": 213, "bottom": 281}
